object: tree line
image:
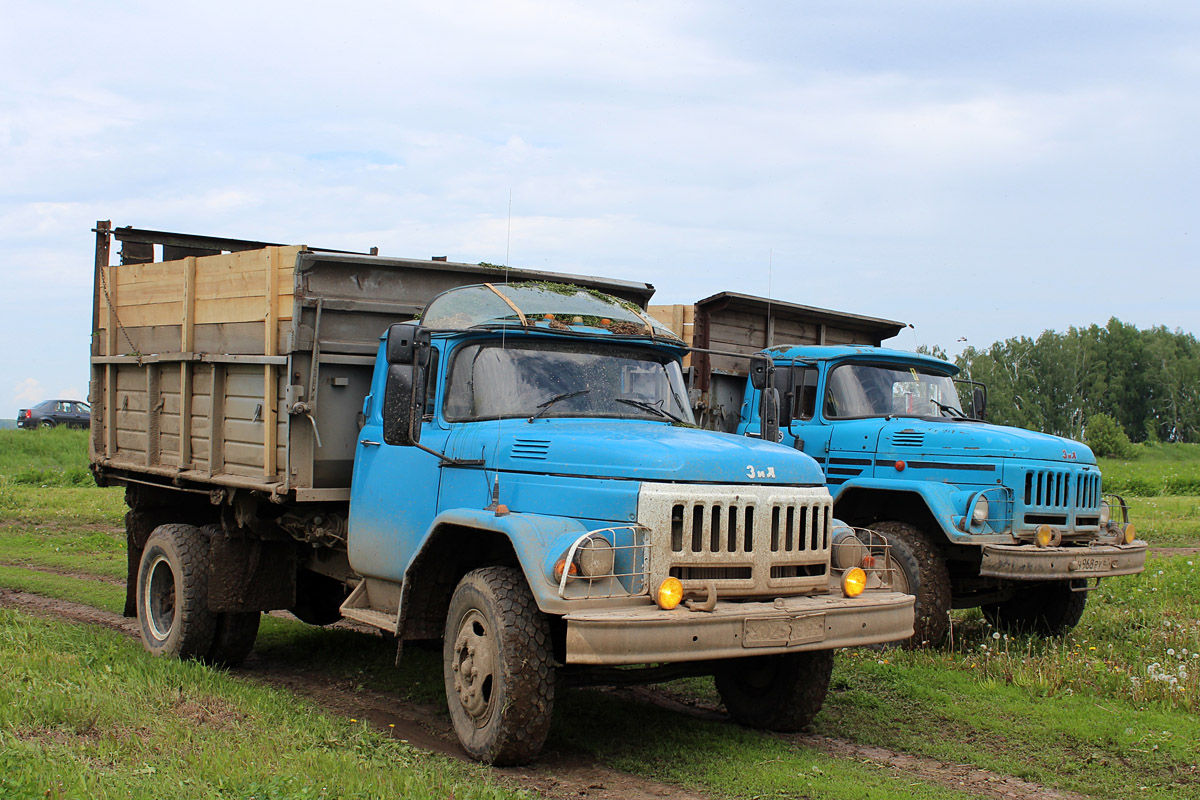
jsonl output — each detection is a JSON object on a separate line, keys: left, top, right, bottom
{"left": 943, "top": 318, "right": 1200, "bottom": 445}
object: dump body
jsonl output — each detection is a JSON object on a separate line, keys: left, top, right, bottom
{"left": 89, "top": 223, "right": 654, "bottom": 500}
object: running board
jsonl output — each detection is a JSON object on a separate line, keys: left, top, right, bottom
{"left": 339, "top": 578, "right": 400, "bottom": 633}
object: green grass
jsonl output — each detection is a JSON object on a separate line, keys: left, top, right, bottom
{"left": 0, "top": 428, "right": 93, "bottom": 487}
{"left": 0, "top": 609, "right": 529, "bottom": 800}
{"left": 1100, "top": 443, "right": 1200, "bottom": 497}
{"left": 1128, "top": 496, "right": 1200, "bottom": 548}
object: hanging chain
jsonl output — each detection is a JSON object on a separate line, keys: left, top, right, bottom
{"left": 97, "top": 260, "right": 138, "bottom": 356}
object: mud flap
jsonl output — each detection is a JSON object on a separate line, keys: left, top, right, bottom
{"left": 208, "top": 536, "right": 297, "bottom": 612}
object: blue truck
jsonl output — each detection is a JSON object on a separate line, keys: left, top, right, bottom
{"left": 89, "top": 224, "right": 913, "bottom": 764}
{"left": 650, "top": 293, "right": 1147, "bottom": 646}
{"left": 733, "top": 344, "right": 1147, "bottom": 646}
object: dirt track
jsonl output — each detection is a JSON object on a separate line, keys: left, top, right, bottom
{"left": 0, "top": 584, "right": 1096, "bottom": 800}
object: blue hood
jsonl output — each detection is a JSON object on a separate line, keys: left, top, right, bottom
{"left": 876, "top": 419, "right": 1096, "bottom": 465}
{"left": 448, "top": 419, "right": 826, "bottom": 484}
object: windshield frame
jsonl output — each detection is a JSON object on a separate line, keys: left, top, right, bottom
{"left": 821, "top": 360, "right": 967, "bottom": 422}
{"left": 442, "top": 335, "right": 695, "bottom": 425}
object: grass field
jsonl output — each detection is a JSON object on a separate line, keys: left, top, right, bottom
{"left": 2, "top": 429, "right": 1199, "bottom": 799}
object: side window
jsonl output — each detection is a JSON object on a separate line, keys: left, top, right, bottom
{"left": 56, "top": 402, "right": 69, "bottom": 413}
{"left": 792, "top": 367, "right": 818, "bottom": 421}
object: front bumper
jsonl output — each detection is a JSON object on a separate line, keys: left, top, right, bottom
{"left": 979, "top": 541, "right": 1147, "bottom": 580}
{"left": 562, "top": 590, "right": 914, "bottom": 665}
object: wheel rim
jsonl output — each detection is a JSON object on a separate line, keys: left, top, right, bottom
{"left": 450, "top": 608, "right": 498, "bottom": 728}
{"left": 144, "top": 554, "right": 177, "bottom": 641}
{"left": 888, "top": 554, "right": 913, "bottom": 595}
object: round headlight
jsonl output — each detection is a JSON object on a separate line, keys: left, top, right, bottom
{"left": 1123, "top": 524, "right": 1137, "bottom": 545}
{"left": 576, "top": 536, "right": 615, "bottom": 578}
{"left": 842, "top": 567, "right": 867, "bottom": 598}
{"left": 1099, "top": 499, "right": 1111, "bottom": 526}
{"left": 656, "top": 578, "right": 684, "bottom": 610}
{"left": 971, "top": 496, "right": 990, "bottom": 525}
{"left": 831, "top": 529, "right": 867, "bottom": 571}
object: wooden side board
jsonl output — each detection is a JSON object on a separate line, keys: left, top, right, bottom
{"left": 95, "top": 246, "right": 302, "bottom": 354}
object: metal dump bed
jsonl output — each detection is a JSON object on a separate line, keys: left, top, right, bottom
{"left": 89, "top": 222, "right": 655, "bottom": 501}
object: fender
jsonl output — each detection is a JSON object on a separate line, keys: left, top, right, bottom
{"left": 831, "top": 477, "right": 1016, "bottom": 545}
{"left": 392, "top": 508, "right": 600, "bottom": 664}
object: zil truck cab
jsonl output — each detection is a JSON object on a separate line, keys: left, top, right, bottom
{"left": 349, "top": 285, "right": 913, "bottom": 762}
{"left": 736, "top": 345, "right": 1146, "bottom": 646}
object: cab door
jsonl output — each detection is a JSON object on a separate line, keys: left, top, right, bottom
{"left": 347, "top": 348, "right": 447, "bottom": 583}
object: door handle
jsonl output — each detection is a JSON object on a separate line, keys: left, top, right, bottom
{"left": 359, "top": 439, "right": 381, "bottom": 447}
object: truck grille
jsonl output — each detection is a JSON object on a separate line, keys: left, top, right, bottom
{"left": 639, "top": 484, "right": 832, "bottom": 598}
{"left": 1020, "top": 468, "right": 1101, "bottom": 531}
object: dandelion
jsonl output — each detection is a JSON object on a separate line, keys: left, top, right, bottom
{"left": 1089, "top": 646, "right": 1097, "bottom": 651}
{"left": 350, "top": 718, "right": 357, "bottom": 723}
{"left": 992, "top": 632, "right": 1001, "bottom": 640}
{"left": 1168, "top": 649, "right": 1175, "bottom": 657}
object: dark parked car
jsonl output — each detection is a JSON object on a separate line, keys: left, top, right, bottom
{"left": 16, "top": 399, "right": 91, "bottom": 429}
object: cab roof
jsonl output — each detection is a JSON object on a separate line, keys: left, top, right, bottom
{"left": 765, "top": 344, "right": 959, "bottom": 375}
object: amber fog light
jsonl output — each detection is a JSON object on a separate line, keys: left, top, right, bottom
{"left": 1123, "top": 524, "right": 1137, "bottom": 545}
{"left": 1035, "top": 525, "right": 1056, "bottom": 547}
{"left": 842, "top": 567, "right": 867, "bottom": 598}
{"left": 656, "top": 577, "right": 684, "bottom": 610}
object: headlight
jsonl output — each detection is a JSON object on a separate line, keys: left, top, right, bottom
{"left": 576, "top": 536, "right": 615, "bottom": 578}
{"left": 971, "top": 495, "right": 990, "bottom": 525}
{"left": 1099, "top": 499, "right": 1111, "bottom": 526}
{"left": 1123, "top": 524, "right": 1137, "bottom": 544}
{"left": 1035, "top": 524, "right": 1061, "bottom": 547}
{"left": 831, "top": 528, "right": 867, "bottom": 571}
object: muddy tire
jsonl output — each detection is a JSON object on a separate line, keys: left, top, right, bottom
{"left": 207, "top": 612, "right": 261, "bottom": 667}
{"left": 872, "top": 521, "right": 951, "bottom": 648}
{"left": 981, "top": 581, "right": 1087, "bottom": 636}
{"left": 443, "top": 566, "right": 555, "bottom": 765}
{"left": 136, "top": 524, "right": 217, "bottom": 659}
{"left": 715, "top": 650, "right": 834, "bottom": 731}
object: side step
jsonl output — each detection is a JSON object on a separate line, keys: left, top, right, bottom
{"left": 339, "top": 578, "right": 400, "bottom": 633}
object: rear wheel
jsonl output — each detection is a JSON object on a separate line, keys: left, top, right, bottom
{"left": 982, "top": 581, "right": 1087, "bottom": 636}
{"left": 443, "top": 566, "right": 555, "bottom": 765}
{"left": 39, "top": 419, "right": 55, "bottom": 429}
{"left": 136, "top": 524, "right": 217, "bottom": 659}
{"left": 715, "top": 650, "right": 834, "bottom": 731}
{"left": 872, "top": 521, "right": 951, "bottom": 648}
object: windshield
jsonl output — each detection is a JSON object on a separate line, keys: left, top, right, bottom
{"left": 824, "top": 362, "right": 964, "bottom": 419}
{"left": 444, "top": 339, "right": 695, "bottom": 423}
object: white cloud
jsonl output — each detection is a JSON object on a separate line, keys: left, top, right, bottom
{"left": 13, "top": 378, "right": 44, "bottom": 407}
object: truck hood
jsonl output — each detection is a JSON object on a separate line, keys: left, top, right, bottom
{"left": 449, "top": 419, "right": 826, "bottom": 484}
{"left": 876, "top": 419, "right": 1096, "bottom": 465}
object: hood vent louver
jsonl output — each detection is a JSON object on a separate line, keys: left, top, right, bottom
{"left": 511, "top": 439, "right": 551, "bottom": 460}
{"left": 892, "top": 430, "right": 925, "bottom": 448}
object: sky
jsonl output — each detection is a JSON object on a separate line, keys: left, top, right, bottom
{"left": 2, "top": 1, "right": 1197, "bottom": 410}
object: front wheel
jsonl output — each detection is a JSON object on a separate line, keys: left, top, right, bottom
{"left": 443, "top": 566, "right": 555, "bottom": 765}
{"left": 981, "top": 581, "right": 1087, "bottom": 636}
{"left": 871, "top": 521, "right": 951, "bottom": 648}
{"left": 136, "top": 524, "right": 217, "bottom": 659}
{"left": 715, "top": 650, "right": 834, "bottom": 731}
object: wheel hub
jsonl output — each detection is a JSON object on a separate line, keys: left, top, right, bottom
{"left": 451, "top": 609, "right": 497, "bottom": 727}
{"left": 144, "top": 555, "right": 177, "bottom": 641}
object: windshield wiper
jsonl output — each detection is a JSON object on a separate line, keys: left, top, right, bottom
{"left": 614, "top": 397, "right": 688, "bottom": 424}
{"left": 528, "top": 390, "right": 591, "bottom": 422}
{"left": 933, "top": 401, "right": 967, "bottom": 419}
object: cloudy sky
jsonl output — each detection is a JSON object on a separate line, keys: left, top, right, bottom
{"left": 2, "top": 1, "right": 1197, "bottom": 410}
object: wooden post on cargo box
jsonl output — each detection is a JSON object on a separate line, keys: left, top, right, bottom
{"left": 264, "top": 248, "right": 281, "bottom": 478}
{"left": 180, "top": 257, "right": 197, "bottom": 469}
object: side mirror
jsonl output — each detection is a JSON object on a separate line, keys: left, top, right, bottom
{"left": 760, "top": 387, "right": 781, "bottom": 445}
{"left": 775, "top": 366, "right": 794, "bottom": 430}
{"left": 749, "top": 354, "right": 772, "bottom": 390}
{"left": 972, "top": 386, "right": 987, "bottom": 420}
{"left": 386, "top": 323, "right": 430, "bottom": 365}
{"left": 382, "top": 324, "right": 431, "bottom": 446}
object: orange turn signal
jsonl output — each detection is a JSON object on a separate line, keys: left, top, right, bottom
{"left": 842, "top": 567, "right": 867, "bottom": 598}
{"left": 656, "top": 577, "right": 684, "bottom": 610}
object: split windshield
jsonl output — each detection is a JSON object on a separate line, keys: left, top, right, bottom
{"left": 824, "top": 362, "right": 965, "bottom": 419}
{"left": 444, "top": 339, "right": 695, "bottom": 424}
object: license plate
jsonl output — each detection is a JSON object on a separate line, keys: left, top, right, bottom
{"left": 1073, "top": 557, "right": 1110, "bottom": 572}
